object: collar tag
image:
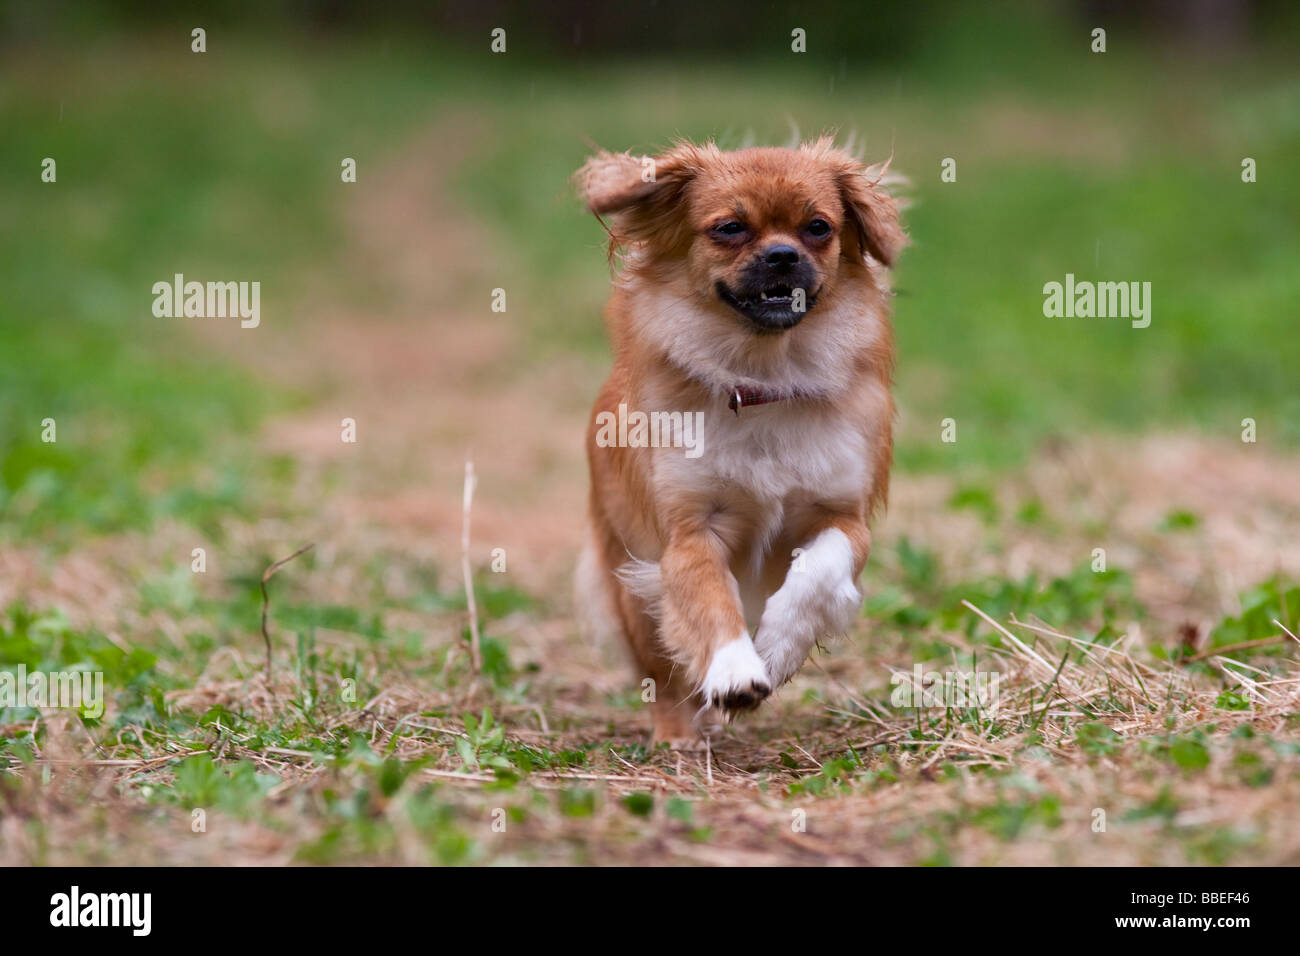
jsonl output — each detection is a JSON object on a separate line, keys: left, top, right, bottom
{"left": 728, "top": 385, "right": 806, "bottom": 415}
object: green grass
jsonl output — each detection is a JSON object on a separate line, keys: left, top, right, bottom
{"left": 449, "top": 42, "right": 1300, "bottom": 466}
{"left": 4, "top": 31, "right": 1299, "bottom": 542}
{"left": 0, "top": 39, "right": 467, "bottom": 540}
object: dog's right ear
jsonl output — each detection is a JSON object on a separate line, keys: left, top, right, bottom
{"left": 574, "top": 144, "right": 706, "bottom": 250}
{"left": 575, "top": 150, "right": 661, "bottom": 215}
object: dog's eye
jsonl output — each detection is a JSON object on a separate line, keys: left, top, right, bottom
{"left": 712, "top": 221, "right": 746, "bottom": 237}
{"left": 805, "top": 218, "right": 832, "bottom": 238}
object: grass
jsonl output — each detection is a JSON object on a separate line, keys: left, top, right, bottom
{"left": 3, "top": 525, "right": 1297, "bottom": 864}
{"left": 3, "top": 20, "right": 1300, "bottom": 865}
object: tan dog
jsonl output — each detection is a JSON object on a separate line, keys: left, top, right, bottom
{"left": 574, "top": 138, "right": 905, "bottom": 746}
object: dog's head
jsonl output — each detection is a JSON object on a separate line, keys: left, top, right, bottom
{"left": 576, "top": 137, "right": 904, "bottom": 334}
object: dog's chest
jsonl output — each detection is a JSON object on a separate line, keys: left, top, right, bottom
{"left": 658, "top": 402, "right": 869, "bottom": 507}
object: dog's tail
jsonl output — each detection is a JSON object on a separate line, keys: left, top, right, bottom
{"left": 573, "top": 524, "right": 625, "bottom": 645}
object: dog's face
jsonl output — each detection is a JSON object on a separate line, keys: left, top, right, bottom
{"left": 692, "top": 152, "right": 840, "bottom": 331}
{"left": 577, "top": 138, "right": 904, "bottom": 334}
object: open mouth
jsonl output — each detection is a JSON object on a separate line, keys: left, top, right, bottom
{"left": 716, "top": 281, "right": 818, "bottom": 331}
{"left": 758, "top": 284, "right": 794, "bottom": 303}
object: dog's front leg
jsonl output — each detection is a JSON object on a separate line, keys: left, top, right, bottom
{"left": 659, "top": 524, "right": 771, "bottom": 722}
{"left": 754, "top": 516, "right": 870, "bottom": 689}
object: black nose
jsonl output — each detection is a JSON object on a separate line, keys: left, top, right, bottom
{"left": 763, "top": 245, "right": 800, "bottom": 271}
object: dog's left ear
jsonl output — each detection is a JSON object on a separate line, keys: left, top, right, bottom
{"left": 833, "top": 158, "right": 907, "bottom": 268}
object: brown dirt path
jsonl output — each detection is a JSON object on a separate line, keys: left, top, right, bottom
{"left": 205, "top": 115, "right": 599, "bottom": 597}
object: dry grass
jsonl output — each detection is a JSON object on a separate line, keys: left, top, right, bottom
{"left": 5, "top": 590, "right": 1297, "bottom": 865}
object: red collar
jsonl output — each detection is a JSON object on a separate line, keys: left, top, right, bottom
{"left": 727, "top": 385, "right": 811, "bottom": 415}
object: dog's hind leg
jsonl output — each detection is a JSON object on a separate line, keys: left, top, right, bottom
{"left": 576, "top": 528, "right": 701, "bottom": 748}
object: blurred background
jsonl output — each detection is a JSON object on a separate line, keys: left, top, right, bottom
{"left": 2, "top": 0, "right": 1299, "bottom": 866}
{"left": 3, "top": 1, "right": 1298, "bottom": 540}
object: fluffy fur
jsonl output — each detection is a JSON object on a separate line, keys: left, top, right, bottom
{"left": 573, "top": 137, "right": 905, "bottom": 746}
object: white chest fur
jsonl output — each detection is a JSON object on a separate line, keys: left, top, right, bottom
{"left": 654, "top": 399, "right": 870, "bottom": 508}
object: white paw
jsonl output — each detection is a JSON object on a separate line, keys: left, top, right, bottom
{"left": 754, "top": 528, "right": 862, "bottom": 687}
{"left": 699, "top": 632, "right": 772, "bottom": 713}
